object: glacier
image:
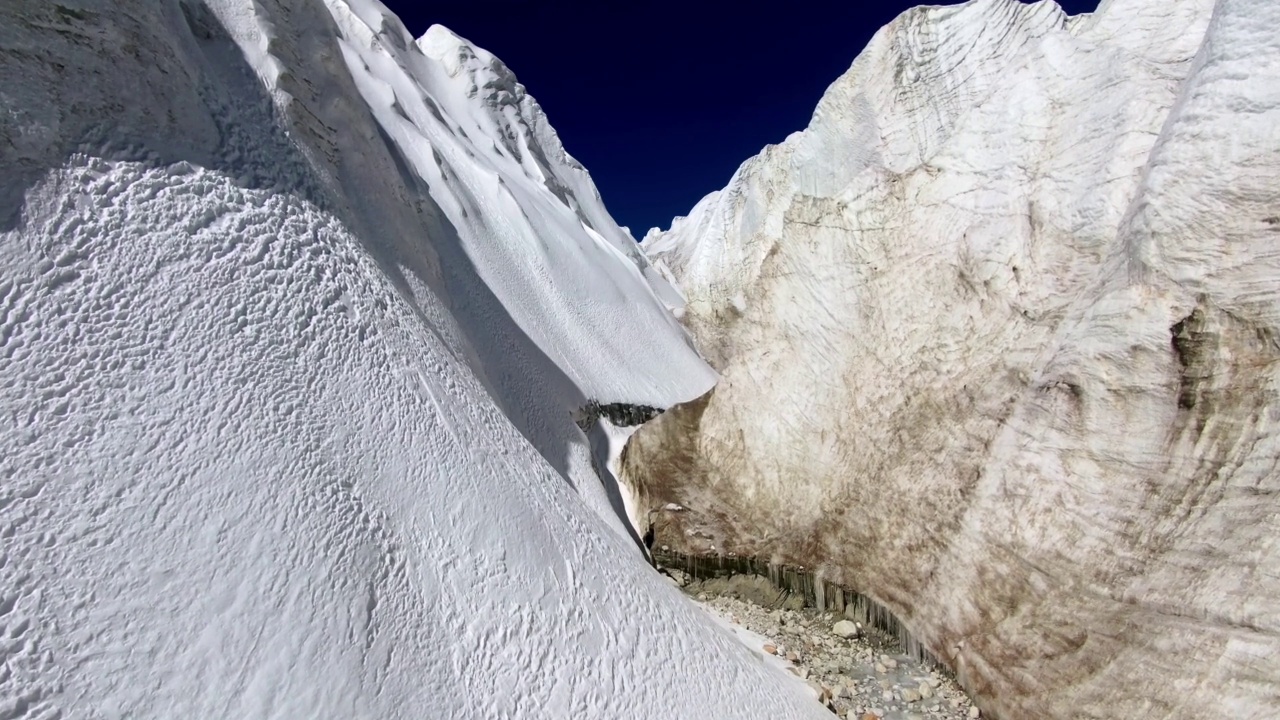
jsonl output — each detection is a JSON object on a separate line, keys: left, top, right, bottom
{"left": 0, "top": 0, "right": 831, "bottom": 717}
{"left": 625, "top": 0, "right": 1280, "bottom": 718}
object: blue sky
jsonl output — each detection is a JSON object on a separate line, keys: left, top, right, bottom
{"left": 383, "top": 0, "right": 1101, "bottom": 237}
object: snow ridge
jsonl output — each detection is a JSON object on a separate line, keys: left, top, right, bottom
{"left": 0, "top": 1, "right": 817, "bottom": 718}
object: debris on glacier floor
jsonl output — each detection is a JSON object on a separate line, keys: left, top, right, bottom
{"left": 679, "top": 575, "right": 981, "bottom": 720}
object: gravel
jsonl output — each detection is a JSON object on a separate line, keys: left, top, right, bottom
{"left": 688, "top": 586, "right": 981, "bottom": 719}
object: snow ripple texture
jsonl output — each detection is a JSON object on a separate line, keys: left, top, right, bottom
{"left": 627, "top": 0, "right": 1280, "bottom": 718}
{"left": 0, "top": 1, "right": 816, "bottom": 718}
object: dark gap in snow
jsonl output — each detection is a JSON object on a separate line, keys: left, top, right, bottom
{"left": 573, "top": 400, "right": 662, "bottom": 431}
{"left": 1171, "top": 304, "right": 1208, "bottom": 411}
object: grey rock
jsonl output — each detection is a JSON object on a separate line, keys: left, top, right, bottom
{"left": 832, "top": 620, "right": 859, "bottom": 639}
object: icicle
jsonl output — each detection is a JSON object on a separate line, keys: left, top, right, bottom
{"left": 653, "top": 549, "right": 952, "bottom": 676}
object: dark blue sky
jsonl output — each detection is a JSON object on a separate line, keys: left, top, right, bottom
{"left": 383, "top": 0, "right": 1099, "bottom": 236}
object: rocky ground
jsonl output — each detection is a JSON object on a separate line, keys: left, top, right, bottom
{"left": 666, "top": 570, "right": 981, "bottom": 720}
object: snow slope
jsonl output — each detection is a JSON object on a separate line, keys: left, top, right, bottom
{"left": 626, "top": 0, "right": 1280, "bottom": 718}
{"left": 0, "top": 1, "right": 820, "bottom": 718}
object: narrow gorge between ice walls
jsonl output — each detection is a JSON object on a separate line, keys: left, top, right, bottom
{"left": 1, "top": 0, "right": 1277, "bottom": 719}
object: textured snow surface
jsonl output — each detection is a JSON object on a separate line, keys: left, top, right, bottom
{"left": 628, "top": 0, "right": 1280, "bottom": 718}
{"left": 0, "top": 1, "right": 824, "bottom": 718}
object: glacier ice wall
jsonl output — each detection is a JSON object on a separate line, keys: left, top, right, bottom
{"left": 626, "top": 0, "right": 1280, "bottom": 718}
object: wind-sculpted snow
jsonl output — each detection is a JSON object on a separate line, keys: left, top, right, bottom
{"left": 627, "top": 0, "right": 1280, "bottom": 718}
{"left": 0, "top": 1, "right": 822, "bottom": 718}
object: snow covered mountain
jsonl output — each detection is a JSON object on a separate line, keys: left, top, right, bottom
{"left": 626, "top": 0, "right": 1280, "bottom": 718}
{"left": 0, "top": 0, "right": 829, "bottom": 717}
